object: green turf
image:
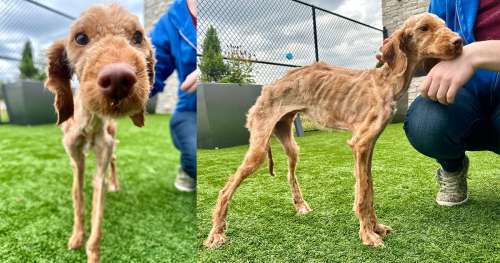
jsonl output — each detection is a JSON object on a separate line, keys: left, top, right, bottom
{"left": 197, "top": 124, "right": 500, "bottom": 262}
{"left": 0, "top": 114, "right": 195, "bottom": 262}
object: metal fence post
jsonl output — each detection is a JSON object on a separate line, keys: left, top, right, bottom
{"left": 312, "top": 6, "right": 319, "bottom": 62}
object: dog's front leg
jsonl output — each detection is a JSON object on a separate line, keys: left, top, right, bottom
{"left": 86, "top": 134, "right": 113, "bottom": 263}
{"left": 64, "top": 135, "right": 86, "bottom": 249}
{"left": 351, "top": 137, "right": 392, "bottom": 247}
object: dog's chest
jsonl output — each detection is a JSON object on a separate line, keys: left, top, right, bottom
{"left": 79, "top": 115, "right": 106, "bottom": 151}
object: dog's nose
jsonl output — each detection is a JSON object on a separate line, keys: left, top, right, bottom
{"left": 97, "top": 63, "right": 137, "bottom": 101}
{"left": 450, "top": 37, "right": 463, "bottom": 47}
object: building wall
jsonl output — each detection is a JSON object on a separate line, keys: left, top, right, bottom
{"left": 382, "top": 0, "right": 429, "bottom": 106}
{"left": 144, "top": 0, "right": 178, "bottom": 113}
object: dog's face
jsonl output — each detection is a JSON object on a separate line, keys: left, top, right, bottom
{"left": 45, "top": 4, "right": 155, "bottom": 126}
{"left": 402, "top": 13, "right": 463, "bottom": 60}
{"left": 381, "top": 13, "right": 462, "bottom": 72}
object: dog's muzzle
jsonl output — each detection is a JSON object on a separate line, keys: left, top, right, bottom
{"left": 97, "top": 63, "right": 137, "bottom": 102}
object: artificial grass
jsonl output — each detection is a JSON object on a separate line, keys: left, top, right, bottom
{"left": 0, "top": 114, "right": 196, "bottom": 262}
{"left": 197, "top": 124, "right": 500, "bottom": 262}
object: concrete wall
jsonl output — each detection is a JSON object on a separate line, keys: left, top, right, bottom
{"left": 144, "top": 0, "right": 178, "bottom": 113}
{"left": 382, "top": 0, "right": 429, "bottom": 106}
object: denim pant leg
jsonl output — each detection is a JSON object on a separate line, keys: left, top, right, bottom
{"left": 170, "top": 111, "right": 197, "bottom": 180}
{"left": 404, "top": 88, "right": 498, "bottom": 172}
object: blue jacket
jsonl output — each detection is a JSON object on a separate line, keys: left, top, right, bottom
{"left": 429, "top": 0, "right": 498, "bottom": 102}
{"left": 150, "top": 0, "right": 197, "bottom": 112}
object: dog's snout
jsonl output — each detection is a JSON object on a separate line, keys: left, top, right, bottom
{"left": 97, "top": 63, "right": 137, "bottom": 101}
{"left": 450, "top": 37, "right": 463, "bottom": 48}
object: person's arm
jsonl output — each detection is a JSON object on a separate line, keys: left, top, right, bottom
{"left": 420, "top": 40, "right": 500, "bottom": 105}
{"left": 150, "top": 19, "right": 175, "bottom": 97}
{"left": 466, "top": 40, "right": 500, "bottom": 71}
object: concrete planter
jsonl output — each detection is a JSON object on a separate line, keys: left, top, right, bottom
{"left": 146, "top": 94, "right": 158, "bottom": 114}
{"left": 197, "top": 83, "right": 262, "bottom": 149}
{"left": 2, "top": 80, "right": 56, "bottom": 125}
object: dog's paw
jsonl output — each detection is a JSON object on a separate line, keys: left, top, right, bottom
{"left": 374, "top": 223, "right": 392, "bottom": 237}
{"left": 68, "top": 232, "right": 85, "bottom": 249}
{"left": 295, "top": 202, "right": 312, "bottom": 215}
{"left": 204, "top": 233, "right": 227, "bottom": 249}
{"left": 86, "top": 250, "right": 100, "bottom": 263}
{"left": 360, "top": 231, "right": 384, "bottom": 247}
{"left": 106, "top": 182, "right": 120, "bottom": 192}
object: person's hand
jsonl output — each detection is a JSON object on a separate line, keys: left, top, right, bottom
{"left": 181, "top": 69, "right": 199, "bottom": 93}
{"left": 419, "top": 46, "right": 475, "bottom": 105}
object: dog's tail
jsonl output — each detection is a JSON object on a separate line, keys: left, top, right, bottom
{"left": 267, "top": 143, "right": 275, "bottom": 176}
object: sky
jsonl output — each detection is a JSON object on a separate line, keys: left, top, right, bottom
{"left": 198, "top": 0, "right": 383, "bottom": 84}
{"left": 0, "top": 0, "right": 383, "bottom": 84}
{"left": 0, "top": 0, "right": 143, "bottom": 81}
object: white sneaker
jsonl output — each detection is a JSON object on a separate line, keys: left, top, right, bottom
{"left": 174, "top": 168, "right": 195, "bottom": 192}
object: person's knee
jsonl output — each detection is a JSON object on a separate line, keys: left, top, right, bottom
{"left": 404, "top": 96, "right": 458, "bottom": 159}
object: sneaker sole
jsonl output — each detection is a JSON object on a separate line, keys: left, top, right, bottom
{"left": 436, "top": 194, "right": 469, "bottom": 206}
{"left": 175, "top": 182, "right": 195, "bottom": 192}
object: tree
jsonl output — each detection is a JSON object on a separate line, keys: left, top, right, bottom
{"left": 199, "top": 26, "right": 227, "bottom": 82}
{"left": 18, "top": 40, "right": 45, "bottom": 81}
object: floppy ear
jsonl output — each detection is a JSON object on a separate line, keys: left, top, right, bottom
{"left": 381, "top": 30, "right": 409, "bottom": 74}
{"left": 45, "top": 40, "right": 73, "bottom": 125}
{"left": 130, "top": 110, "right": 144, "bottom": 127}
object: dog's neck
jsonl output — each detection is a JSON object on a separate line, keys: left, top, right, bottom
{"left": 72, "top": 93, "right": 108, "bottom": 136}
{"left": 379, "top": 56, "right": 420, "bottom": 101}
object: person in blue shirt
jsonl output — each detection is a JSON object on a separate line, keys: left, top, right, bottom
{"left": 150, "top": 0, "right": 198, "bottom": 192}
{"left": 403, "top": 0, "right": 500, "bottom": 206}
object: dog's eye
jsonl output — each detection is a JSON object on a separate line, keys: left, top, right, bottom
{"left": 75, "top": 33, "right": 89, "bottom": 45}
{"left": 419, "top": 25, "right": 429, "bottom": 32}
{"left": 132, "top": 31, "right": 143, "bottom": 45}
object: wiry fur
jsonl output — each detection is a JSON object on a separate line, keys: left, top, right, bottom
{"left": 45, "top": 4, "right": 154, "bottom": 262}
{"left": 205, "top": 13, "right": 463, "bottom": 248}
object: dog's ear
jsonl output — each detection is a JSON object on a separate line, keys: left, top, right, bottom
{"left": 130, "top": 110, "right": 144, "bottom": 127}
{"left": 45, "top": 40, "right": 73, "bottom": 125}
{"left": 381, "top": 30, "right": 409, "bottom": 74}
{"left": 145, "top": 42, "right": 156, "bottom": 89}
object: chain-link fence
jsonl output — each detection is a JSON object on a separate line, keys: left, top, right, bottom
{"left": 198, "top": 0, "right": 384, "bottom": 85}
{"left": 0, "top": 0, "right": 76, "bottom": 123}
{"left": 0, "top": 0, "right": 76, "bottom": 83}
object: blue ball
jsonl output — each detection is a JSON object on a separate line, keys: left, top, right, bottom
{"left": 286, "top": 52, "right": 293, "bottom": 60}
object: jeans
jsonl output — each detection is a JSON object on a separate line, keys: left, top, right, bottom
{"left": 404, "top": 87, "right": 500, "bottom": 173}
{"left": 170, "top": 111, "right": 196, "bottom": 179}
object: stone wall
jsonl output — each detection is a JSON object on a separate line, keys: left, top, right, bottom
{"left": 144, "top": 0, "right": 178, "bottom": 113}
{"left": 382, "top": 0, "right": 429, "bottom": 106}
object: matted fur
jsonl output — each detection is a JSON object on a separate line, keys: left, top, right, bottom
{"left": 45, "top": 4, "right": 154, "bottom": 263}
{"left": 205, "top": 13, "right": 463, "bottom": 248}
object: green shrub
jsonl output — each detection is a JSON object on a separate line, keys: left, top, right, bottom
{"left": 19, "top": 40, "right": 46, "bottom": 81}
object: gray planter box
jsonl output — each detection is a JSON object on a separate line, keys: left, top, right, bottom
{"left": 2, "top": 80, "right": 56, "bottom": 125}
{"left": 198, "top": 83, "right": 262, "bottom": 149}
{"left": 146, "top": 94, "right": 158, "bottom": 114}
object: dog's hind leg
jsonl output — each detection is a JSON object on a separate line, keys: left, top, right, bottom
{"left": 64, "top": 134, "right": 86, "bottom": 250}
{"left": 204, "top": 118, "right": 275, "bottom": 248}
{"left": 106, "top": 122, "right": 119, "bottom": 192}
{"left": 106, "top": 154, "right": 119, "bottom": 192}
{"left": 274, "top": 112, "right": 311, "bottom": 215}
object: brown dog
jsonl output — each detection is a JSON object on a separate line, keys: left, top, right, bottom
{"left": 205, "top": 13, "right": 463, "bottom": 248}
{"left": 45, "top": 4, "right": 154, "bottom": 262}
